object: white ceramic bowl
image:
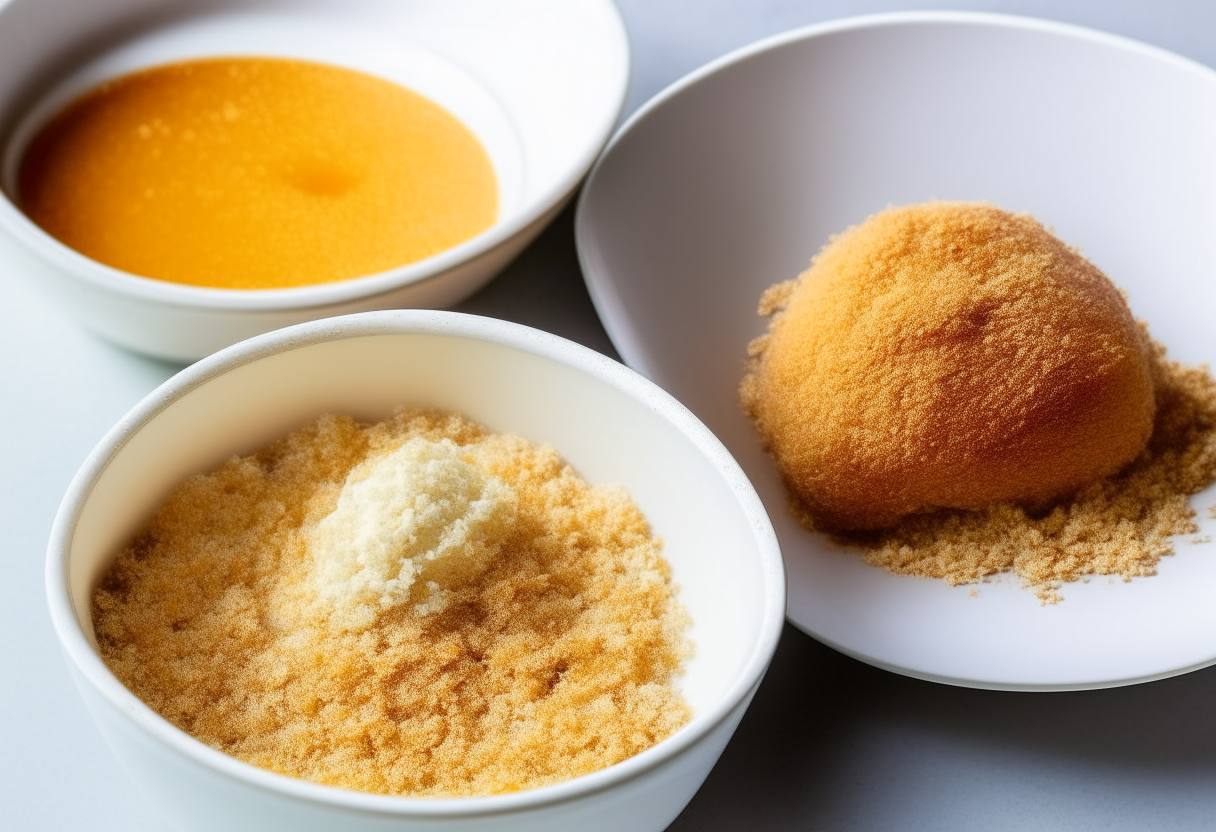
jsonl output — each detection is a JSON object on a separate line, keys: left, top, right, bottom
{"left": 45, "top": 310, "right": 785, "bottom": 832}
{"left": 576, "top": 12, "right": 1216, "bottom": 690}
{"left": 0, "top": 0, "right": 628, "bottom": 361}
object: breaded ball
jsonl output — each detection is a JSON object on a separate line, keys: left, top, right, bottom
{"left": 740, "top": 202, "right": 1155, "bottom": 531}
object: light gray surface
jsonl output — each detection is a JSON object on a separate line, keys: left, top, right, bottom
{"left": 3, "top": 1, "right": 1216, "bottom": 829}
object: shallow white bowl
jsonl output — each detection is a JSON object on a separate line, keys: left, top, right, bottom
{"left": 576, "top": 12, "right": 1216, "bottom": 690}
{"left": 0, "top": 0, "right": 628, "bottom": 361}
{"left": 45, "top": 311, "right": 785, "bottom": 832}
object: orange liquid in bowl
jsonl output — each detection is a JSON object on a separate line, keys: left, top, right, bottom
{"left": 18, "top": 57, "right": 498, "bottom": 290}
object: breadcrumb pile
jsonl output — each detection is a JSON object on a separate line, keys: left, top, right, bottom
{"left": 742, "top": 201, "right": 1216, "bottom": 601}
{"left": 308, "top": 436, "right": 517, "bottom": 627}
{"left": 92, "top": 409, "right": 691, "bottom": 796}
{"left": 830, "top": 343, "right": 1216, "bottom": 603}
{"left": 741, "top": 202, "right": 1155, "bottom": 531}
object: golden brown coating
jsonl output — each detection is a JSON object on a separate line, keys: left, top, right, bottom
{"left": 740, "top": 202, "right": 1155, "bottom": 531}
{"left": 843, "top": 342, "right": 1216, "bottom": 603}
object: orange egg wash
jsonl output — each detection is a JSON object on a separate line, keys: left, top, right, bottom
{"left": 17, "top": 57, "right": 499, "bottom": 289}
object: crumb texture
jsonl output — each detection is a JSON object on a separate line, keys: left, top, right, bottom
{"left": 740, "top": 201, "right": 1216, "bottom": 602}
{"left": 741, "top": 201, "right": 1156, "bottom": 531}
{"left": 92, "top": 409, "right": 691, "bottom": 796}
{"left": 309, "top": 436, "right": 516, "bottom": 627}
{"left": 838, "top": 344, "right": 1216, "bottom": 602}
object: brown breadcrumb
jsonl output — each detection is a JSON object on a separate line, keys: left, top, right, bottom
{"left": 828, "top": 343, "right": 1216, "bottom": 602}
{"left": 92, "top": 409, "right": 691, "bottom": 796}
{"left": 741, "top": 202, "right": 1155, "bottom": 531}
{"left": 741, "top": 201, "right": 1216, "bottom": 602}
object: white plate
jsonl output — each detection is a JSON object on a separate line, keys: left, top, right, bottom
{"left": 576, "top": 12, "right": 1216, "bottom": 691}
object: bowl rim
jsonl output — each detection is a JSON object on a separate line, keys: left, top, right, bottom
{"left": 45, "top": 309, "right": 786, "bottom": 817}
{"left": 0, "top": 0, "right": 630, "bottom": 312}
{"left": 574, "top": 8, "right": 1216, "bottom": 692}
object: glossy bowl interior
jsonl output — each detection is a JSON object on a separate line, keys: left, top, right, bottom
{"left": 46, "top": 311, "right": 786, "bottom": 832}
{"left": 577, "top": 12, "right": 1216, "bottom": 690}
{"left": 0, "top": 0, "right": 628, "bottom": 360}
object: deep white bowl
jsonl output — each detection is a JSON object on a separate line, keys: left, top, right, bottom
{"left": 45, "top": 310, "right": 785, "bottom": 832}
{"left": 0, "top": 0, "right": 628, "bottom": 361}
{"left": 576, "top": 12, "right": 1216, "bottom": 690}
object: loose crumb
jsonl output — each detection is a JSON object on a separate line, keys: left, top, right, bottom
{"left": 813, "top": 343, "right": 1216, "bottom": 603}
{"left": 92, "top": 409, "right": 691, "bottom": 796}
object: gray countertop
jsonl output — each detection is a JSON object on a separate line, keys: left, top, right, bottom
{"left": 5, "top": 1, "right": 1216, "bottom": 829}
